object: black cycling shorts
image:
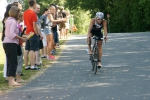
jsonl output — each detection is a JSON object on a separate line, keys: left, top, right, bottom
{"left": 91, "top": 29, "right": 103, "bottom": 41}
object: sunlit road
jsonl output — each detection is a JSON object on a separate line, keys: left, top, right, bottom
{"left": 0, "top": 32, "right": 150, "bottom": 100}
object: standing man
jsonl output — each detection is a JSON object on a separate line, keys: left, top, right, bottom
{"left": 34, "top": 4, "right": 43, "bottom": 66}
{"left": 24, "top": 0, "right": 40, "bottom": 70}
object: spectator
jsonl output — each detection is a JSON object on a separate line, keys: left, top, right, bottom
{"left": 50, "top": 4, "right": 59, "bottom": 55}
{"left": 23, "top": 0, "right": 40, "bottom": 70}
{"left": 65, "top": 11, "right": 70, "bottom": 39}
{"left": 13, "top": 2, "right": 22, "bottom": 11}
{"left": 44, "top": 5, "right": 64, "bottom": 60}
{"left": 3, "top": 6, "right": 27, "bottom": 86}
{"left": 1, "top": 4, "right": 14, "bottom": 81}
{"left": 34, "top": 4, "right": 43, "bottom": 66}
{"left": 16, "top": 12, "right": 26, "bottom": 83}
{"left": 57, "top": 6, "right": 66, "bottom": 39}
{"left": 40, "top": 8, "right": 49, "bottom": 58}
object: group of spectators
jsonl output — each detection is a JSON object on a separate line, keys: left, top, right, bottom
{"left": 1, "top": 0, "right": 72, "bottom": 87}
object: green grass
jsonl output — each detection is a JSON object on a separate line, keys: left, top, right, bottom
{"left": 0, "top": 39, "right": 66, "bottom": 93}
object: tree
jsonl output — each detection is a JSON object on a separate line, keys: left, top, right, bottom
{"left": 66, "top": 0, "right": 150, "bottom": 33}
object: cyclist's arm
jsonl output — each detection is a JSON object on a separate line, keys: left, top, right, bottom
{"left": 87, "top": 18, "right": 95, "bottom": 37}
{"left": 103, "top": 20, "right": 107, "bottom": 37}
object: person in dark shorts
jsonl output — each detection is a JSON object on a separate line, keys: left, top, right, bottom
{"left": 23, "top": 0, "right": 41, "bottom": 70}
{"left": 33, "top": 4, "right": 44, "bottom": 66}
{"left": 87, "top": 12, "right": 108, "bottom": 68}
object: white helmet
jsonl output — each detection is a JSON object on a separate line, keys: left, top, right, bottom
{"left": 96, "top": 12, "right": 104, "bottom": 19}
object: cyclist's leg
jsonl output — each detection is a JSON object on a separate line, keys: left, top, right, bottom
{"left": 87, "top": 33, "right": 93, "bottom": 54}
{"left": 97, "top": 40, "right": 103, "bottom": 66}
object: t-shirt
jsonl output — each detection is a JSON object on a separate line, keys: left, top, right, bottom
{"left": 23, "top": 9, "right": 37, "bottom": 34}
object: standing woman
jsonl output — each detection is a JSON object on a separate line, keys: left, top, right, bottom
{"left": 1, "top": 4, "right": 15, "bottom": 79}
{"left": 65, "top": 11, "right": 70, "bottom": 39}
{"left": 87, "top": 12, "right": 108, "bottom": 68}
{"left": 44, "top": 5, "right": 65, "bottom": 60}
{"left": 57, "top": 6, "right": 66, "bottom": 39}
{"left": 3, "top": 6, "right": 27, "bottom": 86}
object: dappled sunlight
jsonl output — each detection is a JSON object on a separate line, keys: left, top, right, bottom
{"left": 1, "top": 33, "right": 150, "bottom": 100}
{"left": 83, "top": 82, "right": 120, "bottom": 88}
{"left": 68, "top": 35, "right": 86, "bottom": 40}
{"left": 104, "top": 64, "right": 127, "bottom": 68}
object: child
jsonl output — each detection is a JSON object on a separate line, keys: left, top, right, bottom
{"left": 16, "top": 12, "right": 26, "bottom": 83}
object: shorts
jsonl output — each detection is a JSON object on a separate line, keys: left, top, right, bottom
{"left": 44, "top": 27, "right": 52, "bottom": 35}
{"left": 25, "top": 34, "right": 39, "bottom": 51}
{"left": 91, "top": 29, "right": 103, "bottom": 41}
{"left": 65, "top": 23, "right": 70, "bottom": 29}
{"left": 59, "top": 22, "right": 65, "bottom": 29}
{"left": 41, "top": 30, "right": 47, "bottom": 46}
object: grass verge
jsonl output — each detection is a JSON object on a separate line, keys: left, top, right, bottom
{"left": 0, "top": 39, "right": 66, "bottom": 94}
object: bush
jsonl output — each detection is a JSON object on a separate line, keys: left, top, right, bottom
{"left": 70, "top": 9, "right": 91, "bottom": 34}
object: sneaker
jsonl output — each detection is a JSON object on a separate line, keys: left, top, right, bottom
{"left": 50, "top": 55, "right": 55, "bottom": 59}
{"left": 30, "top": 66, "right": 39, "bottom": 70}
{"left": 56, "top": 43, "right": 60, "bottom": 48}
{"left": 25, "top": 66, "right": 30, "bottom": 70}
{"left": 47, "top": 55, "right": 55, "bottom": 60}
{"left": 35, "top": 66, "right": 41, "bottom": 69}
{"left": 41, "top": 56, "right": 47, "bottom": 58}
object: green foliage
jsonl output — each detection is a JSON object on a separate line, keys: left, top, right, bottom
{"left": 8, "top": 0, "right": 150, "bottom": 33}
{"left": 66, "top": 0, "right": 150, "bottom": 33}
{"left": 71, "top": 9, "right": 91, "bottom": 34}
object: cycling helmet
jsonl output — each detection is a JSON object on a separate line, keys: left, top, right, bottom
{"left": 96, "top": 12, "right": 104, "bottom": 19}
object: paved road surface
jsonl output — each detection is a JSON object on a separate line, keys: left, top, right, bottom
{"left": 0, "top": 32, "right": 150, "bottom": 100}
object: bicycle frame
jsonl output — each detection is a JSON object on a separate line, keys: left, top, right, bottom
{"left": 90, "top": 36, "right": 100, "bottom": 74}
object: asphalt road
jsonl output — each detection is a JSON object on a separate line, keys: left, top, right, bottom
{"left": 0, "top": 32, "right": 150, "bottom": 100}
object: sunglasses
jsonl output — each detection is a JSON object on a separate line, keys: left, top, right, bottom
{"left": 97, "top": 18, "right": 103, "bottom": 20}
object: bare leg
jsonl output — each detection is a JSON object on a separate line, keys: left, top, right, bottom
{"left": 29, "top": 51, "right": 35, "bottom": 66}
{"left": 46, "top": 34, "right": 50, "bottom": 56}
{"left": 41, "top": 48, "right": 44, "bottom": 56}
{"left": 44, "top": 46, "right": 47, "bottom": 56}
{"left": 65, "top": 29, "right": 68, "bottom": 38}
{"left": 35, "top": 51, "right": 39, "bottom": 65}
{"left": 60, "top": 29, "right": 62, "bottom": 39}
{"left": 61, "top": 28, "right": 65, "bottom": 39}
{"left": 16, "top": 74, "right": 25, "bottom": 83}
{"left": 9, "top": 76, "right": 21, "bottom": 86}
{"left": 87, "top": 33, "right": 93, "bottom": 54}
{"left": 49, "top": 34, "right": 54, "bottom": 54}
{"left": 98, "top": 41, "right": 103, "bottom": 66}
{"left": 24, "top": 50, "right": 29, "bottom": 67}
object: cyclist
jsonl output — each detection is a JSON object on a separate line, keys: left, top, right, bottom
{"left": 87, "top": 12, "right": 108, "bottom": 68}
